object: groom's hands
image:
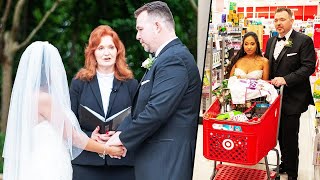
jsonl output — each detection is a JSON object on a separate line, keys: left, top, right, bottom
{"left": 106, "top": 131, "right": 128, "bottom": 158}
{"left": 106, "top": 131, "right": 123, "bottom": 146}
{"left": 271, "top": 77, "right": 287, "bottom": 87}
{"left": 105, "top": 145, "right": 126, "bottom": 157}
{"left": 91, "top": 128, "right": 127, "bottom": 159}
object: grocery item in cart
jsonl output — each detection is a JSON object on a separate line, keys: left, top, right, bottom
{"left": 216, "top": 110, "right": 242, "bottom": 120}
{"left": 228, "top": 76, "right": 278, "bottom": 104}
{"left": 255, "top": 103, "right": 270, "bottom": 115}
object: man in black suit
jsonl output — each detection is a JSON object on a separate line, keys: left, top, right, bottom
{"left": 106, "top": 1, "right": 201, "bottom": 180}
{"left": 265, "top": 8, "right": 316, "bottom": 180}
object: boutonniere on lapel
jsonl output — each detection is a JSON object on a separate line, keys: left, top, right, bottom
{"left": 141, "top": 54, "right": 155, "bottom": 70}
{"left": 284, "top": 38, "right": 293, "bottom": 48}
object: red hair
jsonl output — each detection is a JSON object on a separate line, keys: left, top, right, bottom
{"left": 75, "top": 25, "right": 133, "bottom": 81}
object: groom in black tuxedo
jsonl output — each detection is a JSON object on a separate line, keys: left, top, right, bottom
{"left": 107, "top": 1, "right": 201, "bottom": 180}
{"left": 265, "top": 8, "right": 316, "bottom": 180}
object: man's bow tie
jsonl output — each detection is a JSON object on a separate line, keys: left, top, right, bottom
{"left": 277, "top": 36, "right": 286, "bottom": 41}
{"left": 150, "top": 53, "right": 156, "bottom": 58}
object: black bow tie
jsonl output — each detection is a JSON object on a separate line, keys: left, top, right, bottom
{"left": 277, "top": 36, "right": 286, "bottom": 41}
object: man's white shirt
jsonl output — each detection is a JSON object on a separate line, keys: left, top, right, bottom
{"left": 155, "top": 37, "right": 178, "bottom": 57}
{"left": 273, "top": 28, "right": 293, "bottom": 60}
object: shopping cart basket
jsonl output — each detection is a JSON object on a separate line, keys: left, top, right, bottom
{"left": 203, "top": 86, "right": 283, "bottom": 180}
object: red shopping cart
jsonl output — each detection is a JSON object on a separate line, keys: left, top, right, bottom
{"left": 203, "top": 86, "right": 283, "bottom": 180}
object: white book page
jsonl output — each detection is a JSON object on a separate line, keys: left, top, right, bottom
{"left": 81, "top": 104, "right": 105, "bottom": 122}
{"left": 106, "top": 107, "right": 131, "bottom": 122}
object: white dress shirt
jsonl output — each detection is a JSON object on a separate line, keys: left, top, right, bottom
{"left": 155, "top": 37, "right": 178, "bottom": 57}
{"left": 96, "top": 71, "right": 114, "bottom": 116}
{"left": 273, "top": 29, "right": 293, "bottom": 60}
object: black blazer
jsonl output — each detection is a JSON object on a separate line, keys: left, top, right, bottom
{"left": 119, "top": 38, "right": 202, "bottom": 180}
{"left": 265, "top": 30, "right": 316, "bottom": 114}
{"left": 70, "top": 75, "right": 138, "bottom": 166}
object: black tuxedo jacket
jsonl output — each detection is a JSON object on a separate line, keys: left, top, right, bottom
{"left": 69, "top": 76, "right": 138, "bottom": 166}
{"left": 265, "top": 30, "right": 316, "bottom": 114}
{"left": 119, "top": 38, "right": 202, "bottom": 180}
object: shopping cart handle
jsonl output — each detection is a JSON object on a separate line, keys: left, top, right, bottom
{"left": 279, "top": 85, "right": 284, "bottom": 96}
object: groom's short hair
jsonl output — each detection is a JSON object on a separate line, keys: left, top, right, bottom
{"left": 134, "top": 1, "right": 175, "bottom": 30}
{"left": 275, "top": 8, "right": 293, "bottom": 18}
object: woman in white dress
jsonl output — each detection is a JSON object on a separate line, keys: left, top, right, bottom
{"left": 227, "top": 32, "right": 269, "bottom": 80}
{"left": 2, "top": 41, "right": 125, "bottom": 180}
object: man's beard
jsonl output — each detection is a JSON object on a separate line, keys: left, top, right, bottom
{"left": 141, "top": 43, "right": 152, "bottom": 53}
{"left": 143, "top": 46, "right": 150, "bottom": 53}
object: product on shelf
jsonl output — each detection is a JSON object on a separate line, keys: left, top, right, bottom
{"left": 313, "top": 132, "right": 320, "bottom": 165}
{"left": 314, "top": 77, "right": 320, "bottom": 111}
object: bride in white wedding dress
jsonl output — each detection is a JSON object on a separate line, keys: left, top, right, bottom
{"left": 233, "top": 68, "right": 263, "bottom": 80}
{"left": 26, "top": 92, "right": 74, "bottom": 180}
{"left": 2, "top": 41, "right": 125, "bottom": 180}
{"left": 226, "top": 31, "right": 269, "bottom": 80}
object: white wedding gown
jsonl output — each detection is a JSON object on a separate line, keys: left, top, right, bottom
{"left": 234, "top": 68, "right": 263, "bottom": 80}
{"left": 27, "top": 121, "right": 72, "bottom": 180}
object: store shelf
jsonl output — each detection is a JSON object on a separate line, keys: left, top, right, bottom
{"left": 212, "top": 82, "right": 221, "bottom": 90}
{"left": 212, "top": 62, "right": 222, "bottom": 69}
{"left": 227, "top": 32, "right": 242, "bottom": 34}
{"left": 202, "top": 35, "right": 227, "bottom": 117}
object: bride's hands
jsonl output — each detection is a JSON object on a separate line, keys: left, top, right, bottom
{"left": 91, "top": 126, "right": 115, "bottom": 144}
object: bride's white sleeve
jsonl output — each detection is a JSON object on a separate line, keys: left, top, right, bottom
{"left": 61, "top": 108, "right": 90, "bottom": 159}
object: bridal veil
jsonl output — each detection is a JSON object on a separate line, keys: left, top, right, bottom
{"left": 2, "top": 41, "right": 89, "bottom": 179}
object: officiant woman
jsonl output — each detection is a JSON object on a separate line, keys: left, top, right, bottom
{"left": 69, "top": 25, "right": 138, "bottom": 180}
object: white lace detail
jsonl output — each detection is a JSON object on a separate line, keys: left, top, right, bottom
{"left": 234, "top": 68, "right": 263, "bottom": 80}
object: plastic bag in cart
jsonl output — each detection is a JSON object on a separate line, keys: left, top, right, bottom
{"left": 227, "top": 76, "right": 278, "bottom": 104}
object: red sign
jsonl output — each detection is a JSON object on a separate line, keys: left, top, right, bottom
{"left": 314, "top": 24, "right": 320, "bottom": 48}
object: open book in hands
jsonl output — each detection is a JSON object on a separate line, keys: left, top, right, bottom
{"left": 79, "top": 104, "right": 131, "bottom": 134}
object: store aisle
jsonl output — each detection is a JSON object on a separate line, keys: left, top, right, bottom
{"left": 298, "top": 106, "right": 316, "bottom": 180}
{"left": 193, "top": 106, "right": 320, "bottom": 180}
